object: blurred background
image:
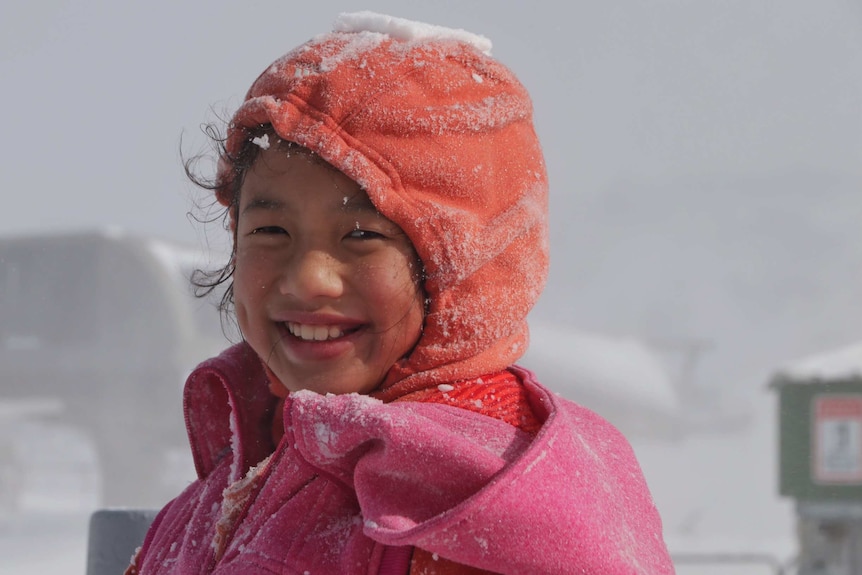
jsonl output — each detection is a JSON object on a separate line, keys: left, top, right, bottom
{"left": 2, "top": 0, "right": 862, "bottom": 573}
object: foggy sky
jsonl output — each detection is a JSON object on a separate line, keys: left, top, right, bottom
{"left": 4, "top": 1, "right": 859, "bottom": 235}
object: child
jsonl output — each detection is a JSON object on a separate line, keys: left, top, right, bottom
{"left": 128, "top": 12, "right": 673, "bottom": 575}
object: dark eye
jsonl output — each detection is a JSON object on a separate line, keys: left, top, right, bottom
{"left": 251, "top": 226, "right": 287, "bottom": 235}
{"left": 347, "top": 229, "right": 385, "bottom": 240}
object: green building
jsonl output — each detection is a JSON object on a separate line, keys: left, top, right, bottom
{"left": 773, "top": 342, "right": 862, "bottom": 574}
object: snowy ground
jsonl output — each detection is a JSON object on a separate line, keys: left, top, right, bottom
{"left": 0, "top": 419, "right": 192, "bottom": 575}
{"left": 635, "top": 389, "right": 797, "bottom": 574}
{"left": 0, "top": 392, "right": 797, "bottom": 574}
{"left": 1, "top": 510, "right": 90, "bottom": 574}
{"left": 0, "top": 421, "right": 98, "bottom": 575}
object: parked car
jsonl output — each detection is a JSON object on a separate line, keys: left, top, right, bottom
{"left": 0, "top": 229, "right": 229, "bottom": 507}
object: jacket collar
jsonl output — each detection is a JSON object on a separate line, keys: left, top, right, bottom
{"left": 183, "top": 342, "right": 277, "bottom": 481}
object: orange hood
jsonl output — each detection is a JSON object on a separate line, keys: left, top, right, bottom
{"left": 217, "top": 15, "right": 549, "bottom": 399}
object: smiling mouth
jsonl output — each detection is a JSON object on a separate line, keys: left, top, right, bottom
{"left": 285, "top": 322, "right": 358, "bottom": 342}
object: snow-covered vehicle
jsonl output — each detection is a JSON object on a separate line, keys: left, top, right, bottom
{"left": 0, "top": 230, "right": 228, "bottom": 507}
{"left": 522, "top": 322, "right": 750, "bottom": 439}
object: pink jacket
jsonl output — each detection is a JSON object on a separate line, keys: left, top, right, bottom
{"left": 132, "top": 343, "right": 673, "bottom": 574}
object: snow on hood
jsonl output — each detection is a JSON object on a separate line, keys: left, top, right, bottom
{"left": 332, "top": 11, "right": 493, "bottom": 55}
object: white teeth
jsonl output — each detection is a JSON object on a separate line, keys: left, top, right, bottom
{"left": 300, "top": 324, "right": 314, "bottom": 340}
{"left": 313, "top": 326, "right": 329, "bottom": 341}
{"left": 287, "top": 322, "right": 345, "bottom": 341}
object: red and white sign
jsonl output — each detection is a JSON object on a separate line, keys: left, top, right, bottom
{"left": 812, "top": 395, "right": 862, "bottom": 484}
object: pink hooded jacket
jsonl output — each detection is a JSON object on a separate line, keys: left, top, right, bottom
{"left": 131, "top": 343, "right": 673, "bottom": 574}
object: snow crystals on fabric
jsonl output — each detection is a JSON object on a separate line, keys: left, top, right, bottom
{"left": 315, "top": 31, "right": 387, "bottom": 73}
{"left": 333, "top": 11, "right": 493, "bottom": 56}
{"left": 228, "top": 406, "right": 241, "bottom": 482}
{"left": 251, "top": 134, "right": 270, "bottom": 150}
{"left": 292, "top": 390, "right": 397, "bottom": 463}
{"left": 313, "top": 422, "right": 337, "bottom": 459}
{"left": 212, "top": 454, "right": 272, "bottom": 562}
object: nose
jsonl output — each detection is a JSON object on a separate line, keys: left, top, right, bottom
{"left": 277, "top": 248, "right": 344, "bottom": 301}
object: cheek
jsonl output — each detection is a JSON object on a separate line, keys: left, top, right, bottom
{"left": 231, "top": 260, "right": 252, "bottom": 307}
{"left": 362, "top": 260, "right": 424, "bottom": 349}
{"left": 231, "top": 256, "right": 267, "bottom": 324}
{"left": 360, "top": 255, "right": 422, "bottom": 308}
{"left": 233, "top": 246, "right": 269, "bottom": 293}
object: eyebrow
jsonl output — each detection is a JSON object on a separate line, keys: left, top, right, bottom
{"left": 241, "top": 196, "right": 285, "bottom": 215}
{"left": 340, "top": 193, "right": 380, "bottom": 215}
{"left": 239, "top": 190, "right": 383, "bottom": 216}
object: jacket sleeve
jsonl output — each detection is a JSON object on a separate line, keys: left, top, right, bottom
{"left": 285, "top": 389, "right": 674, "bottom": 575}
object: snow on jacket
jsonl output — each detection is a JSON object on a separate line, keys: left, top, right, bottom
{"left": 129, "top": 343, "right": 674, "bottom": 574}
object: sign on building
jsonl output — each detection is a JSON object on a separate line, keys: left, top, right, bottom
{"left": 812, "top": 395, "right": 862, "bottom": 484}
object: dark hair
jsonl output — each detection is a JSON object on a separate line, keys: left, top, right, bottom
{"left": 184, "top": 122, "right": 273, "bottom": 333}
{"left": 184, "top": 123, "right": 338, "bottom": 337}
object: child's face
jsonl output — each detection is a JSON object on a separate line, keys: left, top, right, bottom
{"left": 232, "top": 146, "right": 425, "bottom": 396}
